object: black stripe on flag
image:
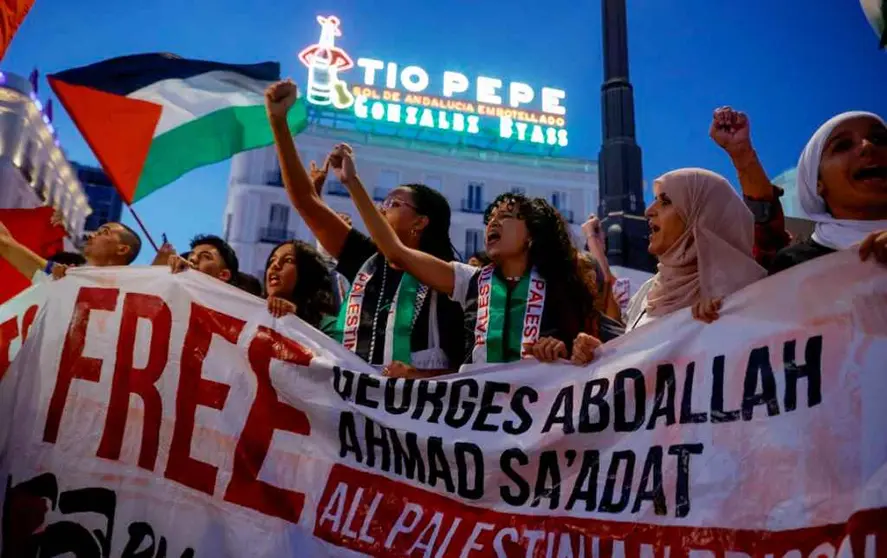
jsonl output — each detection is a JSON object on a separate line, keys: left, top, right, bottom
{"left": 48, "top": 53, "right": 281, "bottom": 96}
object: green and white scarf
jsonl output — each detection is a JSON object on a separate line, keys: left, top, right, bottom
{"left": 334, "top": 254, "right": 434, "bottom": 366}
{"left": 472, "top": 265, "right": 546, "bottom": 364}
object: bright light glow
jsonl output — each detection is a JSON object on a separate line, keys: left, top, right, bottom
{"left": 419, "top": 108, "right": 434, "bottom": 127}
{"left": 354, "top": 96, "right": 369, "bottom": 118}
{"left": 509, "top": 82, "right": 534, "bottom": 108}
{"left": 541, "top": 88, "right": 566, "bottom": 115}
{"left": 385, "top": 62, "right": 397, "bottom": 89}
{"left": 476, "top": 76, "right": 503, "bottom": 105}
{"left": 466, "top": 115, "right": 480, "bottom": 134}
{"left": 386, "top": 103, "right": 401, "bottom": 123}
{"left": 301, "top": 14, "right": 570, "bottom": 150}
{"left": 500, "top": 116, "right": 513, "bottom": 139}
{"left": 405, "top": 106, "right": 419, "bottom": 125}
{"left": 331, "top": 82, "right": 355, "bottom": 109}
{"left": 452, "top": 113, "right": 465, "bottom": 132}
{"left": 33, "top": 98, "right": 43, "bottom": 111}
{"left": 512, "top": 121, "right": 526, "bottom": 140}
{"left": 401, "top": 66, "right": 429, "bottom": 93}
{"left": 357, "top": 58, "right": 384, "bottom": 85}
{"left": 442, "top": 71, "right": 469, "bottom": 97}
{"left": 299, "top": 15, "right": 354, "bottom": 71}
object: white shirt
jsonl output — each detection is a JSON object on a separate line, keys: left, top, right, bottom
{"left": 450, "top": 262, "right": 479, "bottom": 307}
{"left": 624, "top": 278, "right": 657, "bottom": 332}
{"left": 31, "top": 269, "right": 50, "bottom": 286}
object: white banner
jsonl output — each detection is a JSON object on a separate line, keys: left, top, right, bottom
{"left": 0, "top": 252, "right": 885, "bottom": 557}
{"left": 0, "top": 283, "right": 46, "bottom": 381}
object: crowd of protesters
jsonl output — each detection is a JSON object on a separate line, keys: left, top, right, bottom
{"left": 1, "top": 81, "right": 884, "bottom": 379}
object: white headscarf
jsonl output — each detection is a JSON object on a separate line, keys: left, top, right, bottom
{"left": 796, "top": 111, "right": 887, "bottom": 250}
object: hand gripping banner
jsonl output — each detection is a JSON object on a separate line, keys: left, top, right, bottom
{"left": 0, "top": 251, "right": 885, "bottom": 557}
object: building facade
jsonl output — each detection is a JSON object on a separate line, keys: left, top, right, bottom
{"left": 772, "top": 167, "right": 800, "bottom": 218}
{"left": 224, "top": 125, "right": 598, "bottom": 280}
{"left": 72, "top": 162, "right": 123, "bottom": 232}
{"left": 772, "top": 166, "right": 816, "bottom": 240}
{"left": 0, "top": 71, "right": 91, "bottom": 240}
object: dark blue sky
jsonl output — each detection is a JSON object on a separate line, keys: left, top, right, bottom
{"left": 4, "top": 0, "right": 885, "bottom": 262}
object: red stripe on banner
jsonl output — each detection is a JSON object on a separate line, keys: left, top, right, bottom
{"left": 48, "top": 78, "right": 162, "bottom": 204}
{"left": 314, "top": 464, "right": 886, "bottom": 558}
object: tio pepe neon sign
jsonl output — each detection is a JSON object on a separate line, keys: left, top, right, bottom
{"left": 299, "top": 15, "right": 569, "bottom": 148}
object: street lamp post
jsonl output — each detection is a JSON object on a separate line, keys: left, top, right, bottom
{"left": 597, "top": 0, "right": 655, "bottom": 271}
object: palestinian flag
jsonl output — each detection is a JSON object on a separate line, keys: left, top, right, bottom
{"left": 49, "top": 53, "right": 308, "bottom": 204}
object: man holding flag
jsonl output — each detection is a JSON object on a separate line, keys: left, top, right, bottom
{"left": 0, "top": 219, "right": 141, "bottom": 282}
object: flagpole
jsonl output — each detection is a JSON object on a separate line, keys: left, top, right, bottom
{"left": 126, "top": 204, "right": 159, "bottom": 252}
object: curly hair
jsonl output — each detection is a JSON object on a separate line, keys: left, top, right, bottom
{"left": 264, "top": 240, "right": 337, "bottom": 328}
{"left": 484, "top": 193, "right": 599, "bottom": 343}
{"left": 404, "top": 183, "right": 458, "bottom": 262}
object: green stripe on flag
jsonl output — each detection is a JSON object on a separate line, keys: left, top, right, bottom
{"left": 132, "top": 98, "right": 308, "bottom": 202}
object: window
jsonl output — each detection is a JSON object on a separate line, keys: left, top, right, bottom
{"left": 551, "top": 191, "right": 567, "bottom": 209}
{"left": 268, "top": 204, "right": 289, "bottom": 229}
{"left": 550, "top": 191, "right": 574, "bottom": 223}
{"left": 266, "top": 165, "right": 284, "bottom": 187}
{"left": 262, "top": 204, "right": 291, "bottom": 243}
{"left": 464, "top": 229, "right": 483, "bottom": 258}
{"left": 424, "top": 175, "right": 443, "bottom": 191}
{"left": 463, "top": 182, "right": 484, "bottom": 212}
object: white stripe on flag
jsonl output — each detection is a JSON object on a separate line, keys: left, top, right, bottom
{"left": 129, "top": 70, "right": 274, "bottom": 137}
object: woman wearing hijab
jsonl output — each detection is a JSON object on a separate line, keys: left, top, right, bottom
{"left": 266, "top": 80, "right": 465, "bottom": 375}
{"left": 711, "top": 107, "right": 887, "bottom": 272}
{"left": 625, "top": 168, "right": 767, "bottom": 332}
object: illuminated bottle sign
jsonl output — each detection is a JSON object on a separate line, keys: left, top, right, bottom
{"left": 298, "top": 15, "right": 569, "bottom": 148}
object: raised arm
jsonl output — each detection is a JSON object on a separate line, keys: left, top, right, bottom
{"left": 710, "top": 107, "right": 791, "bottom": 268}
{"left": 0, "top": 221, "right": 48, "bottom": 280}
{"left": 581, "top": 215, "right": 623, "bottom": 322}
{"left": 329, "top": 147, "right": 458, "bottom": 297}
{"left": 710, "top": 106, "right": 775, "bottom": 200}
{"left": 265, "top": 80, "right": 350, "bottom": 258}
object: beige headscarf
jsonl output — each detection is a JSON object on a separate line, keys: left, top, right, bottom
{"left": 645, "top": 168, "right": 767, "bottom": 318}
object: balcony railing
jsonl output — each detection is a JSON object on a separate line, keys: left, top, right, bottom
{"left": 460, "top": 198, "right": 487, "bottom": 214}
{"left": 326, "top": 179, "right": 349, "bottom": 197}
{"left": 259, "top": 226, "right": 295, "bottom": 244}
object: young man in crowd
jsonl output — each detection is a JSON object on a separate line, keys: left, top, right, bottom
{"left": 82, "top": 222, "right": 142, "bottom": 266}
{"left": 0, "top": 220, "right": 141, "bottom": 281}
{"left": 169, "top": 234, "right": 239, "bottom": 285}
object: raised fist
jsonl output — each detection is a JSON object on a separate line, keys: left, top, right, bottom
{"left": 582, "top": 214, "right": 605, "bottom": 253}
{"left": 710, "top": 106, "right": 752, "bottom": 157}
{"left": 328, "top": 143, "right": 357, "bottom": 184}
{"left": 265, "top": 80, "right": 298, "bottom": 119}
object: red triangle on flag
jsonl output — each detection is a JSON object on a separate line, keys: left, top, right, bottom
{"left": 48, "top": 77, "right": 162, "bottom": 204}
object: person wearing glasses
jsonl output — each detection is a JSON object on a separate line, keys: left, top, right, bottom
{"left": 265, "top": 80, "right": 465, "bottom": 377}
{"left": 327, "top": 143, "right": 608, "bottom": 369}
